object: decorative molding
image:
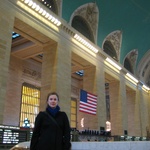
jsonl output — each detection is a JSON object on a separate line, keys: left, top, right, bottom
{"left": 22, "top": 67, "right": 41, "bottom": 80}
{"left": 71, "top": 85, "right": 79, "bottom": 94}
{"left": 142, "top": 61, "right": 150, "bottom": 86}
{"left": 71, "top": 85, "right": 79, "bottom": 99}
{"left": 70, "top": 2, "right": 99, "bottom": 43}
{"left": 137, "top": 49, "right": 150, "bottom": 86}
{"left": 56, "top": 0, "right": 62, "bottom": 16}
{"left": 103, "top": 30, "right": 122, "bottom": 62}
{"left": 125, "top": 49, "right": 138, "bottom": 74}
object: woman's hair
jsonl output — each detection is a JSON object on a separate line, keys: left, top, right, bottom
{"left": 46, "top": 92, "right": 59, "bottom": 102}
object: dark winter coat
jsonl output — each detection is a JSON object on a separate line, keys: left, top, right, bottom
{"left": 30, "top": 110, "right": 71, "bottom": 150}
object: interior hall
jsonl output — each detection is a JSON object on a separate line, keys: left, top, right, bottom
{"left": 0, "top": 0, "right": 150, "bottom": 147}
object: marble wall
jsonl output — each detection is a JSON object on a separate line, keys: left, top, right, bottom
{"left": 10, "top": 141, "right": 150, "bottom": 150}
{"left": 72, "top": 141, "right": 150, "bottom": 150}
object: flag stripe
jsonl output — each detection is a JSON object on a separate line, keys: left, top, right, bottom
{"left": 79, "top": 89, "right": 97, "bottom": 115}
{"left": 80, "top": 101, "right": 96, "bottom": 108}
{"left": 87, "top": 93, "right": 97, "bottom": 98}
{"left": 87, "top": 97, "right": 97, "bottom": 102}
{"left": 79, "top": 109, "right": 96, "bottom": 115}
{"left": 79, "top": 103, "right": 97, "bottom": 111}
{"left": 87, "top": 100, "right": 97, "bottom": 106}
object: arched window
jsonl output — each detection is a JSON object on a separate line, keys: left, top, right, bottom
{"left": 124, "top": 58, "right": 133, "bottom": 74}
{"left": 72, "top": 16, "right": 94, "bottom": 43}
{"left": 103, "top": 41, "right": 117, "bottom": 61}
{"left": 38, "top": 0, "right": 58, "bottom": 15}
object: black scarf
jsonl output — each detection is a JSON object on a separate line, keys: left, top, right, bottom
{"left": 46, "top": 105, "right": 60, "bottom": 116}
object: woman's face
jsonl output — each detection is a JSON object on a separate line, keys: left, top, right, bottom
{"left": 47, "top": 94, "right": 59, "bottom": 108}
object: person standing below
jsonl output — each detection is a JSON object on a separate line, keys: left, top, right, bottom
{"left": 30, "top": 92, "right": 71, "bottom": 150}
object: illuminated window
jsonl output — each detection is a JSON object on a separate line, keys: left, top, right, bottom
{"left": 38, "top": 0, "right": 58, "bottom": 15}
{"left": 75, "top": 70, "right": 84, "bottom": 76}
{"left": 103, "top": 40, "right": 118, "bottom": 61}
{"left": 72, "top": 16, "right": 94, "bottom": 43}
{"left": 124, "top": 57, "right": 133, "bottom": 74}
{"left": 20, "top": 83, "right": 40, "bottom": 128}
{"left": 71, "top": 100, "right": 77, "bottom": 128}
{"left": 12, "top": 32, "right": 20, "bottom": 39}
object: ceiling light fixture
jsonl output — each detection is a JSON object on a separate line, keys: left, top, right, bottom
{"left": 126, "top": 73, "right": 139, "bottom": 84}
{"left": 105, "top": 57, "right": 122, "bottom": 70}
{"left": 142, "top": 85, "right": 150, "bottom": 92}
{"left": 74, "top": 34, "right": 99, "bottom": 53}
{"left": 18, "top": 0, "right": 61, "bottom": 26}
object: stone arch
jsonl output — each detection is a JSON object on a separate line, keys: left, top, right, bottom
{"left": 123, "top": 49, "right": 138, "bottom": 75}
{"left": 124, "top": 58, "right": 134, "bottom": 74}
{"left": 72, "top": 15, "right": 94, "bottom": 42}
{"left": 103, "top": 40, "right": 117, "bottom": 61}
{"left": 70, "top": 2, "right": 99, "bottom": 44}
{"left": 102, "top": 30, "right": 122, "bottom": 62}
{"left": 137, "top": 50, "right": 150, "bottom": 86}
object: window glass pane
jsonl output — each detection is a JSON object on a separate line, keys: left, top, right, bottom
{"left": 71, "top": 101, "right": 76, "bottom": 107}
{"left": 70, "top": 100, "right": 77, "bottom": 128}
{"left": 71, "top": 107, "right": 76, "bottom": 114}
{"left": 71, "top": 114, "right": 76, "bottom": 121}
{"left": 20, "top": 83, "right": 40, "bottom": 128}
{"left": 71, "top": 122, "right": 76, "bottom": 128}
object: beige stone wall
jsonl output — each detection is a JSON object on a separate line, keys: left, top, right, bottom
{"left": 0, "top": 0, "right": 15, "bottom": 124}
{"left": 109, "top": 80, "right": 123, "bottom": 135}
{"left": 96, "top": 61, "right": 107, "bottom": 131}
{"left": 127, "top": 89, "right": 136, "bottom": 135}
{"left": 80, "top": 66, "right": 98, "bottom": 130}
{"left": 71, "top": 77, "right": 81, "bottom": 99}
{"left": 138, "top": 90, "right": 150, "bottom": 136}
{"left": 40, "top": 41, "right": 72, "bottom": 119}
{"left": 3, "top": 55, "right": 41, "bottom": 126}
{"left": 4, "top": 56, "right": 23, "bottom": 126}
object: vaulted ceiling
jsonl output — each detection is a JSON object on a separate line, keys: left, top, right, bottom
{"left": 12, "top": 18, "right": 93, "bottom": 80}
{"left": 63, "top": 0, "right": 150, "bottom": 65}
{"left": 12, "top": 0, "right": 150, "bottom": 86}
{"left": 62, "top": 0, "right": 150, "bottom": 86}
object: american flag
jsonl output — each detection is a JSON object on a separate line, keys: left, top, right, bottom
{"left": 79, "top": 89, "right": 97, "bottom": 115}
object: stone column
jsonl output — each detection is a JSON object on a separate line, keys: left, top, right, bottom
{"left": 40, "top": 42, "right": 71, "bottom": 119}
{"left": 109, "top": 80, "right": 123, "bottom": 135}
{"left": 127, "top": 88, "right": 141, "bottom": 136}
{"left": 137, "top": 89, "right": 149, "bottom": 136}
{"left": 96, "top": 62, "right": 107, "bottom": 131}
{"left": 0, "top": 1, "right": 14, "bottom": 124}
{"left": 126, "top": 89, "right": 135, "bottom": 135}
{"left": 120, "top": 75, "right": 128, "bottom": 135}
{"left": 83, "top": 66, "right": 96, "bottom": 92}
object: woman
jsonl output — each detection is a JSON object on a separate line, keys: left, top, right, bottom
{"left": 30, "top": 92, "right": 71, "bottom": 150}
